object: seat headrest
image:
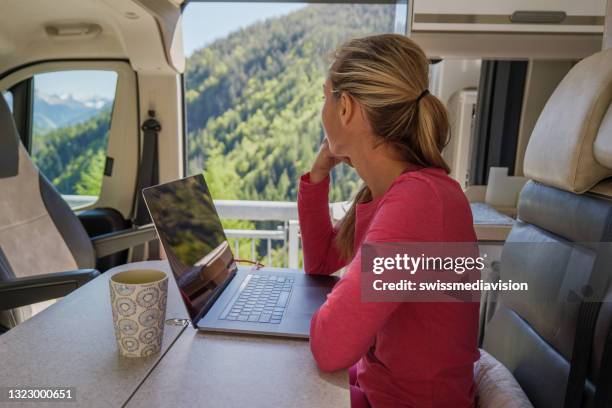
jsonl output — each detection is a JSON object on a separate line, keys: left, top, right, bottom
{"left": 523, "top": 49, "right": 612, "bottom": 194}
{"left": 0, "top": 94, "right": 19, "bottom": 178}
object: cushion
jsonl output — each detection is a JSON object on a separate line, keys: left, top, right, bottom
{"left": 475, "top": 349, "right": 534, "bottom": 408}
{"left": 523, "top": 48, "right": 612, "bottom": 194}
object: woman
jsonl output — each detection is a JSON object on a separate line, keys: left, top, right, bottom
{"left": 298, "top": 34, "right": 479, "bottom": 407}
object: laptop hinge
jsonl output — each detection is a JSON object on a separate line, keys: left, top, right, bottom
{"left": 192, "top": 265, "right": 239, "bottom": 327}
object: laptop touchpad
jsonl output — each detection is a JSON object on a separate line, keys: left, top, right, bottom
{"left": 287, "top": 287, "right": 328, "bottom": 315}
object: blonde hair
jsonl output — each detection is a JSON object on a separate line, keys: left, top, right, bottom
{"left": 331, "top": 34, "right": 450, "bottom": 260}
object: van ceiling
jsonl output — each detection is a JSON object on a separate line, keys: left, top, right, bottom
{"left": 0, "top": 0, "right": 185, "bottom": 76}
{"left": 1, "top": 0, "right": 606, "bottom": 76}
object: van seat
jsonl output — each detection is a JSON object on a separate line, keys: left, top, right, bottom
{"left": 482, "top": 48, "right": 612, "bottom": 408}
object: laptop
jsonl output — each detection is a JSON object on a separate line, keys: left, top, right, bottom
{"left": 142, "top": 174, "right": 338, "bottom": 338}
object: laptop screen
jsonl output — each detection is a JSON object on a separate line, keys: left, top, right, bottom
{"left": 142, "top": 174, "right": 237, "bottom": 321}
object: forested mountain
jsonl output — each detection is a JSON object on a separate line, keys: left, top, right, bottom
{"left": 33, "top": 108, "right": 111, "bottom": 196}
{"left": 186, "top": 4, "right": 394, "bottom": 202}
{"left": 36, "top": 4, "right": 395, "bottom": 202}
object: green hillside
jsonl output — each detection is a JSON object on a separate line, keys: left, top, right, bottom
{"left": 186, "top": 4, "right": 395, "bottom": 202}
{"left": 33, "top": 108, "right": 111, "bottom": 196}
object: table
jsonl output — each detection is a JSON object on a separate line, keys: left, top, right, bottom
{"left": 0, "top": 261, "right": 187, "bottom": 408}
{"left": 125, "top": 330, "right": 349, "bottom": 407}
{"left": 0, "top": 261, "right": 349, "bottom": 407}
{"left": 470, "top": 203, "right": 514, "bottom": 242}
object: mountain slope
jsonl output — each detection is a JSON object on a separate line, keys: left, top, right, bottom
{"left": 34, "top": 108, "right": 111, "bottom": 196}
{"left": 186, "top": 4, "right": 395, "bottom": 202}
{"left": 34, "top": 92, "right": 111, "bottom": 133}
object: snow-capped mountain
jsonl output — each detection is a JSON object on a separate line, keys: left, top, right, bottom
{"left": 34, "top": 91, "right": 112, "bottom": 133}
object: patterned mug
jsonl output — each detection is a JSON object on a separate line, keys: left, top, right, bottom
{"left": 109, "top": 269, "right": 168, "bottom": 357}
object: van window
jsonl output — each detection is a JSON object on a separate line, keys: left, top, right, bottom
{"left": 183, "top": 3, "right": 400, "bottom": 202}
{"left": 183, "top": 3, "right": 404, "bottom": 267}
{"left": 31, "top": 70, "right": 117, "bottom": 207}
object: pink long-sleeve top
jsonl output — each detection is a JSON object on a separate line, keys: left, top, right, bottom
{"left": 298, "top": 167, "right": 480, "bottom": 408}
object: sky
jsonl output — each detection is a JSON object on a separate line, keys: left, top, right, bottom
{"left": 35, "top": 70, "right": 118, "bottom": 100}
{"left": 34, "top": 3, "right": 306, "bottom": 100}
{"left": 182, "top": 2, "right": 306, "bottom": 57}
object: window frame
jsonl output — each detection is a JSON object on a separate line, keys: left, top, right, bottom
{"left": 8, "top": 78, "right": 34, "bottom": 150}
{"left": 0, "top": 60, "right": 140, "bottom": 217}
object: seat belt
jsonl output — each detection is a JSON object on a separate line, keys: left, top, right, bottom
{"left": 565, "top": 300, "right": 605, "bottom": 408}
{"left": 593, "top": 324, "right": 612, "bottom": 407}
{"left": 133, "top": 110, "right": 161, "bottom": 226}
{"left": 564, "top": 215, "right": 612, "bottom": 408}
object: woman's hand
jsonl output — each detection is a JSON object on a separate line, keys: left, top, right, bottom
{"left": 310, "top": 139, "right": 350, "bottom": 183}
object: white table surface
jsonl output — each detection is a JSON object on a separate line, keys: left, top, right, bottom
{"left": 0, "top": 261, "right": 187, "bottom": 408}
{"left": 0, "top": 260, "right": 349, "bottom": 407}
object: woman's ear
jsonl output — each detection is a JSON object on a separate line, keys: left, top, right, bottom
{"left": 339, "top": 92, "right": 355, "bottom": 126}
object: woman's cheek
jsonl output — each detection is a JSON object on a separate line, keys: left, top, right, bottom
{"left": 326, "top": 136, "right": 337, "bottom": 154}
{"left": 323, "top": 124, "right": 338, "bottom": 154}
{"left": 321, "top": 110, "right": 334, "bottom": 143}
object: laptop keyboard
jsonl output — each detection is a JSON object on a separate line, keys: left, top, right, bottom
{"left": 219, "top": 274, "right": 294, "bottom": 324}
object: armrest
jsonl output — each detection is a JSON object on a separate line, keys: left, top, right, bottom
{"left": 91, "top": 224, "right": 158, "bottom": 258}
{"left": 0, "top": 269, "right": 100, "bottom": 311}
